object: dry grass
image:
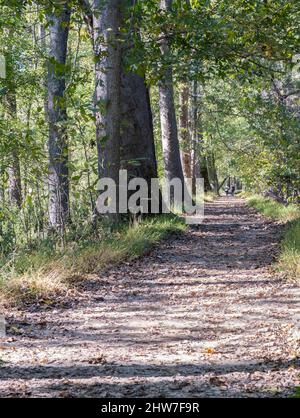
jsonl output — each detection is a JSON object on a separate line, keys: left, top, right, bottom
{"left": 0, "top": 215, "right": 187, "bottom": 306}
{"left": 204, "top": 192, "right": 217, "bottom": 202}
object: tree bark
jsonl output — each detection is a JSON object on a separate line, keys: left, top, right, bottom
{"left": 206, "top": 151, "right": 219, "bottom": 194}
{"left": 5, "top": 86, "right": 22, "bottom": 208}
{"left": 120, "top": 72, "right": 159, "bottom": 216}
{"left": 190, "top": 80, "right": 205, "bottom": 194}
{"left": 159, "top": 0, "right": 184, "bottom": 184}
{"left": 93, "top": 0, "right": 122, "bottom": 183}
{"left": 200, "top": 157, "right": 212, "bottom": 192}
{"left": 120, "top": 72, "right": 158, "bottom": 182}
{"left": 0, "top": 166, "right": 4, "bottom": 206}
{"left": 81, "top": 0, "right": 159, "bottom": 216}
{"left": 47, "top": 4, "right": 71, "bottom": 232}
{"left": 179, "top": 84, "right": 192, "bottom": 179}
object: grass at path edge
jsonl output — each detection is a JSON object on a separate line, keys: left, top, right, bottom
{"left": 245, "top": 194, "right": 300, "bottom": 283}
{"left": 0, "top": 215, "right": 187, "bottom": 307}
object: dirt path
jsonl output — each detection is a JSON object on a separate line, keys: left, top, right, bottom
{"left": 0, "top": 198, "right": 299, "bottom": 398}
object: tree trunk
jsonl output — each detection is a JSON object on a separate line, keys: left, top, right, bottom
{"left": 83, "top": 0, "right": 160, "bottom": 217}
{"left": 190, "top": 81, "right": 205, "bottom": 194}
{"left": 120, "top": 72, "right": 160, "bottom": 216}
{"left": 200, "top": 157, "right": 212, "bottom": 192}
{"left": 179, "top": 84, "right": 192, "bottom": 179}
{"left": 206, "top": 152, "right": 219, "bottom": 194}
{"left": 159, "top": 0, "right": 184, "bottom": 184}
{"left": 93, "top": 0, "right": 122, "bottom": 183}
{"left": 8, "top": 150, "right": 22, "bottom": 208}
{"left": 47, "top": 4, "right": 71, "bottom": 232}
{"left": 120, "top": 72, "right": 158, "bottom": 182}
{"left": 5, "top": 86, "right": 22, "bottom": 208}
{"left": 0, "top": 166, "right": 4, "bottom": 206}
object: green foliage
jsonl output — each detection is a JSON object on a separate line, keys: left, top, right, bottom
{"left": 294, "top": 386, "right": 300, "bottom": 398}
{"left": 246, "top": 195, "right": 300, "bottom": 283}
{"left": 247, "top": 195, "right": 300, "bottom": 223}
{"left": 204, "top": 192, "right": 217, "bottom": 202}
{"left": 129, "top": 0, "right": 300, "bottom": 84}
{"left": 0, "top": 0, "right": 300, "bottom": 301}
{"left": 279, "top": 218, "right": 300, "bottom": 283}
{"left": 0, "top": 215, "right": 187, "bottom": 306}
{"left": 201, "top": 76, "right": 300, "bottom": 199}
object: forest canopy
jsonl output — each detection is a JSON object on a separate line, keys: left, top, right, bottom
{"left": 0, "top": 0, "right": 299, "bottom": 255}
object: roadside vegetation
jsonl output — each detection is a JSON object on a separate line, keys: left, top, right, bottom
{"left": 246, "top": 195, "right": 300, "bottom": 283}
{"left": 0, "top": 215, "right": 187, "bottom": 307}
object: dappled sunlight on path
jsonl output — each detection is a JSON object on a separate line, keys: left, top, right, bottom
{"left": 1, "top": 198, "right": 299, "bottom": 397}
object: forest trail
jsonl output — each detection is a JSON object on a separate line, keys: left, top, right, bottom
{"left": 0, "top": 198, "right": 299, "bottom": 398}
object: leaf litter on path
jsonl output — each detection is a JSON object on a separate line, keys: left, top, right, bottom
{"left": 0, "top": 198, "right": 299, "bottom": 398}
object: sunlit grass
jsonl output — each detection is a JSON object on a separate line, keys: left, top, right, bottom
{"left": 278, "top": 218, "right": 300, "bottom": 283}
{"left": 247, "top": 195, "right": 300, "bottom": 223}
{"left": 0, "top": 215, "right": 187, "bottom": 306}
{"left": 204, "top": 192, "right": 218, "bottom": 202}
{"left": 246, "top": 195, "right": 300, "bottom": 283}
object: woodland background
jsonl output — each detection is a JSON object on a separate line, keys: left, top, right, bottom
{"left": 0, "top": 0, "right": 300, "bottom": 302}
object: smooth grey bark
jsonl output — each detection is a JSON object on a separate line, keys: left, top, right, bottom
{"left": 93, "top": 0, "right": 122, "bottom": 185}
{"left": 159, "top": 0, "right": 184, "bottom": 184}
{"left": 47, "top": 4, "right": 71, "bottom": 232}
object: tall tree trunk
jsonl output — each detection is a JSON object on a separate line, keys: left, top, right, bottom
{"left": 119, "top": 0, "right": 159, "bottom": 215}
{"left": 120, "top": 72, "right": 160, "bottom": 216}
{"left": 47, "top": 4, "right": 71, "bottom": 232}
{"left": 206, "top": 151, "right": 219, "bottom": 194}
{"left": 80, "top": 0, "right": 159, "bottom": 217}
{"left": 190, "top": 80, "right": 210, "bottom": 195}
{"left": 5, "top": 86, "right": 22, "bottom": 208}
{"left": 93, "top": 0, "right": 122, "bottom": 183}
{"left": 120, "top": 72, "right": 158, "bottom": 182}
{"left": 179, "top": 83, "right": 192, "bottom": 179}
{"left": 8, "top": 150, "right": 22, "bottom": 208}
{"left": 40, "top": 23, "right": 49, "bottom": 118}
{"left": 190, "top": 81, "right": 203, "bottom": 194}
{"left": 200, "top": 157, "right": 212, "bottom": 192}
{"left": 0, "top": 166, "right": 4, "bottom": 206}
{"left": 159, "top": 0, "right": 184, "bottom": 184}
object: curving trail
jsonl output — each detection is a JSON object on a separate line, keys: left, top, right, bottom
{"left": 0, "top": 198, "right": 299, "bottom": 397}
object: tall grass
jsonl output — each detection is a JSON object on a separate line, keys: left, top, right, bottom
{"left": 246, "top": 195, "right": 300, "bottom": 282}
{"left": 278, "top": 218, "right": 300, "bottom": 282}
{"left": 0, "top": 215, "right": 187, "bottom": 306}
{"left": 247, "top": 195, "right": 300, "bottom": 223}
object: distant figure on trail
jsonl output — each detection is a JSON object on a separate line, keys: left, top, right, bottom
{"left": 230, "top": 185, "right": 236, "bottom": 196}
{"left": 225, "top": 186, "right": 230, "bottom": 196}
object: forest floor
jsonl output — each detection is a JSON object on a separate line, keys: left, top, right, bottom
{"left": 0, "top": 197, "right": 299, "bottom": 398}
